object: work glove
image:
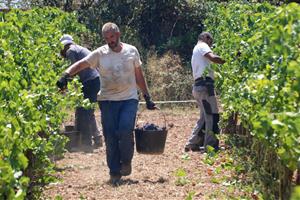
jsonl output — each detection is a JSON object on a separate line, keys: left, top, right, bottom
{"left": 143, "top": 94, "right": 156, "bottom": 110}
{"left": 56, "top": 72, "right": 71, "bottom": 90}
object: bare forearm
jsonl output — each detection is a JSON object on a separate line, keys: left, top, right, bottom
{"left": 136, "top": 75, "right": 149, "bottom": 96}
{"left": 205, "top": 52, "right": 225, "bottom": 64}
{"left": 135, "top": 67, "right": 150, "bottom": 96}
{"left": 135, "top": 66, "right": 157, "bottom": 109}
{"left": 65, "top": 60, "right": 90, "bottom": 76}
{"left": 211, "top": 56, "right": 225, "bottom": 64}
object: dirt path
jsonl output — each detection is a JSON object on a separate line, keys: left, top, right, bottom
{"left": 42, "top": 107, "right": 244, "bottom": 200}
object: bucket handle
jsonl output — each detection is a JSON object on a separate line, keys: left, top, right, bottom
{"left": 135, "top": 108, "right": 167, "bottom": 129}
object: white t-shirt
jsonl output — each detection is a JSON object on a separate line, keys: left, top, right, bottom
{"left": 83, "top": 43, "right": 142, "bottom": 101}
{"left": 191, "top": 41, "right": 213, "bottom": 80}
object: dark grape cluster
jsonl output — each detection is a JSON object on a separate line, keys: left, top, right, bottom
{"left": 136, "top": 123, "right": 166, "bottom": 131}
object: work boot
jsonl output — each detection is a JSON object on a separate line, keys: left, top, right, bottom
{"left": 184, "top": 144, "right": 200, "bottom": 152}
{"left": 120, "top": 162, "right": 132, "bottom": 176}
{"left": 109, "top": 174, "right": 122, "bottom": 185}
{"left": 93, "top": 135, "right": 103, "bottom": 148}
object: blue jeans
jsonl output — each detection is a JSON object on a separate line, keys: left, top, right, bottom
{"left": 99, "top": 99, "right": 138, "bottom": 176}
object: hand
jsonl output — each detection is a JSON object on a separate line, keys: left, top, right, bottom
{"left": 56, "top": 72, "right": 71, "bottom": 90}
{"left": 143, "top": 94, "right": 157, "bottom": 110}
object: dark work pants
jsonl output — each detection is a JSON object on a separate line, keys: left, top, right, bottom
{"left": 82, "top": 77, "right": 100, "bottom": 103}
{"left": 186, "top": 83, "right": 220, "bottom": 150}
{"left": 75, "top": 77, "right": 101, "bottom": 144}
{"left": 99, "top": 99, "right": 138, "bottom": 176}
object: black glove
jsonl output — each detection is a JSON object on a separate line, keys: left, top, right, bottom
{"left": 56, "top": 72, "right": 71, "bottom": 90}
{"left": 143, "top": 94, "right": 156, "bottom": 110}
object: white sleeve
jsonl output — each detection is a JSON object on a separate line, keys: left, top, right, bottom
{"left": 82, "top": 49, "right": 100, "bottom": 69}
{"left": 199, "top": 44, "right": 212, "bottom": 56}
{"left": 133, "top": 47, "right": 142, "bottom": 67}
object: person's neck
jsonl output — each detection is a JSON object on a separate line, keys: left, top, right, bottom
{"left": 111, "top": 42, "right": 123, "bottom": 53}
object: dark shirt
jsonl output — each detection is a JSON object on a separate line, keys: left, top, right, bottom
{"left": 66, "top": 44, "right": 99, "bottom": 83}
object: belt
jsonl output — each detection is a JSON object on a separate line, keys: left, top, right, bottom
{"left": 194, "top": 77, "right": 205, "bottom": 82}
{"left": 194, "top": 76, "right": 214, "bottom": 87}
{"left": 194, "top": 77, "right": 206, "bottom": 87}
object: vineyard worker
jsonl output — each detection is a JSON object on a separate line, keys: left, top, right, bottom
{"left": 57, "top": 23, "right": 156, "bottom": 185}
{"left": 184, "top": 32, "right": 225, "bottom": 152}
{"left": 59, "top": 34, "right": 103, "bottom": 148}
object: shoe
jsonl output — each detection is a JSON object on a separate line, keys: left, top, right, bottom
{"left": 93, "top": 135, "right": 103, "bottom": 148}
{"left": 199, "top": 146, "right": 206, "bottom": 153}
{"left": 109, "top": 174, "right": 122, "bottom": 185}
{"left": 184, "top": 144, "right": 200, "bottom": 152}
{"left": 184, "top": 146, "right": 190, "bottom": 152}
{"left": 120, "top": 162, "right": 132, "bottom": 176}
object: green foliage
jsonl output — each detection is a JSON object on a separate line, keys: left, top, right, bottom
{"left": 174, "top": 168, "right": 190, "bottom": 186}
{"left": 185, "top": 191, "right": 195, "bottom": 200}
{"left": 290, "top": 186, "right": 300, "bottom": 200}
{"left": 181, "top": 153, "right": 191, "bottom": 161}
{"left": 145, "top": 51, "right": 193, "bottom": 101}
{"left": 205, "top": 2, "right": 300, "bottom": 198}
{"left": 0, "top": 8, "right": 88, "bottom": 199}
{"left": 206, "top": 1, "right": 300, "bottom": 170}
{"left": 73, "top": 0, "right": 212, "bottom": 61}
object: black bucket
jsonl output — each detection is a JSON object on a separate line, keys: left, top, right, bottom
{"left": 134, "top": 110, "right": 168, "bottom": 154}
{"left": 135, "top": 128, "right": 167, "bottom": 154}
{"left": 64, "top": 125, "right": 79, "bottom": 151}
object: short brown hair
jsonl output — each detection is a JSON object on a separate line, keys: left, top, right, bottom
{"left": 198, "top": 32, "right": 213, "bottom": 41}
{"left": 102, "top": 22, "right": 120, "bottom": 35}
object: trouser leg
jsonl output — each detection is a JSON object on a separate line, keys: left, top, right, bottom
{"left": 90, "top": 108, "right": 102, "bottom": 147}
{"left": 75, "top": 107, "right": 93, "bottom": 146}
{"left": 99, "top": 101, "right": 121, "bottom": 176}
{"left": 116, "top": 99, "right": 138, "bottom": 164}
{"left": 202, "top": 107, "right": 218, "bottom": 149}
{"left": 186, "top": 102, "right": 205, "bottom": 148}
{"left": 185, "top": 86, "right": 207, "bottom": 150}
{"left": 90, "top": 112, "right": 101, "bottom": 137}
{"left": 82, "top": 78, "right": 102, "bottom": 144}
{"left": 202, "top": 89, "right": 220, "bottom": 150}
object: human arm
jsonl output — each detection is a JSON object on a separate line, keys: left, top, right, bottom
{"left": 57, "top": 49, "right": 100, "bottom": 90}
{"left": 56, "top": 60, "right": 91, "bottom": 90}
{"left": 135, "top": 65, "right": 157, "bottom": 110}
{"left": 204, "top": 52, "right": 225, "bottom": 64}
{"left": 65, "top": 59, "right": 91, "bottom": 76}
{"left": 135, "top": 66, "right": 149, "bottom": 96}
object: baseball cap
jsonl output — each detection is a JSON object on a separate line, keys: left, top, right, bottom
{"left": 60, "top": 34, "right": 74, "bottom": 46}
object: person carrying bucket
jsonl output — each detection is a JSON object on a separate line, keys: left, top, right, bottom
{"left": 184, "top": 32, "right": 225, "bottom": 152}
{"left": 56, "top": 22, "right": 157, "bottom": 185}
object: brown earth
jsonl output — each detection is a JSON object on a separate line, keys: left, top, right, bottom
{"left": 42, "top": 106, "right": 248, "bottom": 200}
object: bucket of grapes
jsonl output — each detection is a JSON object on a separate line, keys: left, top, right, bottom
{"left": 134, "top": 110, "right": 168, "bottom": 154}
